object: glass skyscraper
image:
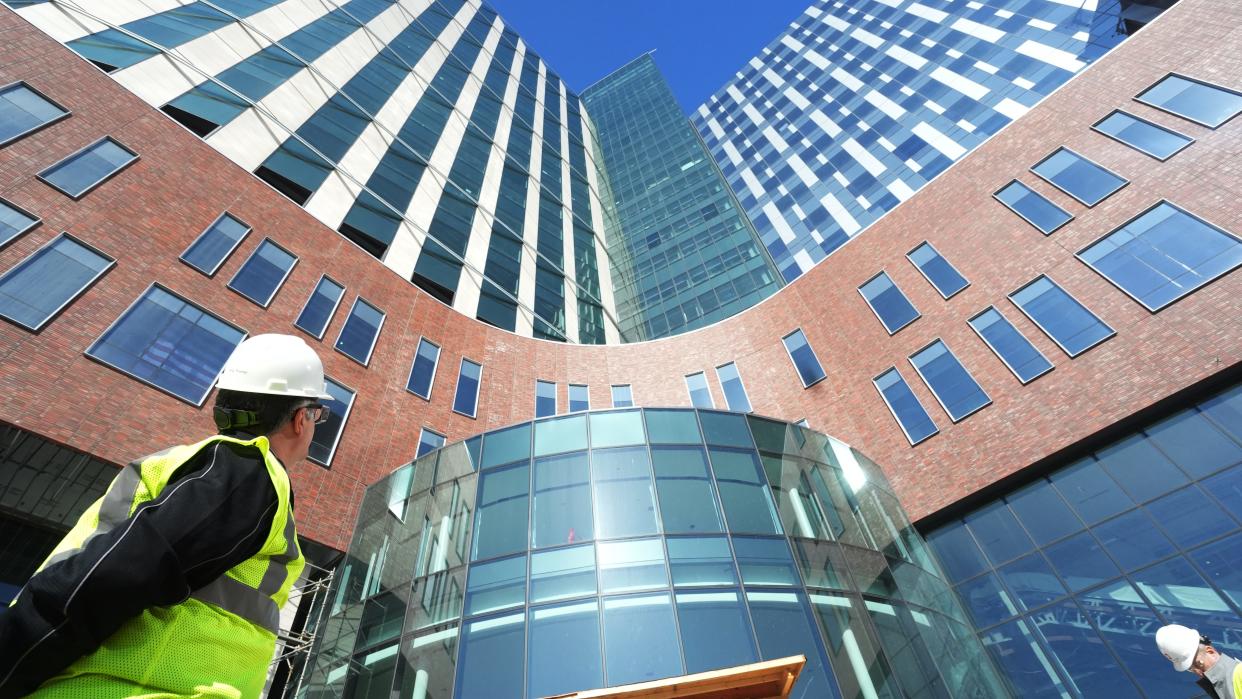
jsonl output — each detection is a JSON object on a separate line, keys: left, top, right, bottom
{"left": 582, "top": 55, "right": 782, "bottom": 341}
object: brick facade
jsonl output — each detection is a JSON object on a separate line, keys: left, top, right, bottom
{"left": 0, "top": 0, "right": 1238, "bottom": 551}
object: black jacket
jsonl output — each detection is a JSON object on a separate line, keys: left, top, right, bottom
{"left": 0, "top": 437, "right": 282, "bottom": 697}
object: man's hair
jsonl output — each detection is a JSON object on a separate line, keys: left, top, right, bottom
{"left": 214, "top": 389, "right": 308, "bottom": 435}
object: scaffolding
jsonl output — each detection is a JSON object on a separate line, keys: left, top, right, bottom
{"left": 269, "top": 561, "right": 337, "bottom": 698}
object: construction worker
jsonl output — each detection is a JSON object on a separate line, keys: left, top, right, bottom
{"left": 1157, "top": 623, "right": 1242, "bottom": 698}
{"left": 0, "top": 334, "right": 330, "bottom": 698}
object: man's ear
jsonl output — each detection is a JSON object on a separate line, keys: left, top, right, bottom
{"left": 290, "top": 406, "right": 308, "bottom": 437}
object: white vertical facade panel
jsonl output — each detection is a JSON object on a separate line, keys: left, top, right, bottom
{"left": 14, "top": 0, "right": 190, "bottom": 43}
{"left": 557, "top": 79, "right": 579, "bottom": 344}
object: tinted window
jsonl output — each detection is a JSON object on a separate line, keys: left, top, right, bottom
{"left": 969, "top": 307, "right": 1053, "bottom": 383}
{"left": 601, "top": 593, "right": 682, "bottom": 686}
{"left": 592, "top": 447, "right": 659, "bottom": 539}
{"left": 293, "top": 275, "right": 344, "bottom": 339}
{"left": 610, "top": 384, "right": 633, "bottom": 407}
{"left": 455, "top": 612, "right": 524, "bottom": 699}
{"left": 994, "top": 180, "right": 1072, "bottom": 235}
{"left": 716, "top": 362, "right": 752, "bottom": 412}
{"left": 87, "top": 285, "right": 244, "bottom": 404}
{"left": 535, "top": 379, "right": 556, "bottom": 417}
{"left": 568, "top": 383, "right": 589, "bottom": 412}
{"left": 667, "top": 536, "right": 736, "bottom": 587}
{"left": 407, "top": 338, "right": 440, "bottom": 399}
{"left": 227, "top": 238, "right": 296, "bottom": 307}
{"left": 874, "top": 368, "right": 938, "bottom": 445}
{"left": 180, "top": 213, "right": 250, "bottom": 276}
{"left": 709, "top": 448, "right": 781, "bottom": 534}
{"left": 416, "top": 428, "right": 445, "bottom": 458}
{"left": 652, "top": 446, "right": 723, "bottom": 533}
{"left": 1031, "top": 147, "right": 1127, "bottom": 206}
{"left": 782, "top": 329, "right": 826, "bottom": 387}
{"left": 472, "top": 462, "right": 528, "bottom": 561}
{"left": 1009, "top": 276, "right": 1114, "bottom": 356}
{"left": 1136, "top": 74, "right": 1242, "bottom": 128}
{"left": 39, "top": 137, "right": 137, "bottom": 198}
{"left": 532, "top": 451, "right": 592, "bottom": 548}
{"left": 307, "top": 377, "right": 354, "bottom": 466}
{"left": 0, "top": 82, "right": 67, "bottom": 146}
{"left": 1078, "top": 202, "right": 1242, "bottom": 311}
{"left": 1093, "top": 110, "right": 1193, "bottom": 160}
{"left": 859, "top": 272, "right": 920, "bottom": 333}
{"left": 529, "top": 544, "right": 595, "bottom": 604}
{"left": 334, "top": 297, "right": 384, "bottom": 365}
{"left": 685, "top": 371, "right": 713, "bottom": 408}
{"left": 676, "top": 590, "right": 759, "bottom": 674}
{"left": 908, "top": 242, "right": 968, "bottom": 298}
{"left": 746, "top": 590, "right": 836, "bottom": 699}
{"left": 0, "top": 233, "right": 112, "bottom": 331}
{"left": 464, "top": 554, "right": 525, "bottom": 616}
{"left": 910, "top": 340, "right": 990, "bottom": 421}
{"left": 0, "top": 199, "right": 38, "bottom": 249}
{"left": 527, "top": 600, "right": 602, "bottom": 697}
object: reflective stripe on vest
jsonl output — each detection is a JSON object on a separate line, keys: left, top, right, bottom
{"left": 189, "top": 509, "right": 299, "bottom": 633}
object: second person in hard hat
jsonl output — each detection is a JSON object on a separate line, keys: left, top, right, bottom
{"left": 1157, "top": 623, "right": 1242, "bottom": 699}
{"left": 0, "top": 334, "right": 329, "bottom": 698}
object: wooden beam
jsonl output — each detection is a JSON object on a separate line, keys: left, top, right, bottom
{"left": 541, "top": 655, "right": 806, "bottom": 699}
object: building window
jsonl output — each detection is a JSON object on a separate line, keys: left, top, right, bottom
{"left": 334, "top": 297, "right": 384, "bottom": 366}
{"left": 874, "top": 368, "right": 939, "bottom": 445}
{"left": 0, "top": 82, "right": 69, "bottom": 147}
{"left": 86, "top": 284, "right": 245, "bottom": 405}
{"left": 293, "top": 275, "right": 344, "bottom": 339}
{"left": 407, "top": 338, "right": 441, "bottom": 400}
{"left": 180, "top": 212, "right": 251, "bottom": 276}
{"left": 568, "top": 384, "right": 589, "bottom": 413}
{"left": 910, "top": 339, "right": 991, "bottom": 422}
{"left": 38, "top": 137, "right": 137, "bottom": 199}
{"left": 1077, "top": 201, "right": 1242, "bottom": 312}
{"left": 611, "top": 384, "right": 633, "bottom": 408}
{"left": 716, "top": 362, "right": 752, "bottom": 413}
{"left": 417, "top": 427, "right": 446, "bottom": 458}
{"left": 227, "top": 238, "right": 296, "bottom": 307}
{"left": 1092, "top": 110, "right": 1193, "bottom": 161}
{"left": 0, "top": 233, "right": 113, "bottom": 331}
{"left": 454, "top": 358, "right": 482, "bottom": 418}
{"left": 535, "top": 380, "right": 557, "bottom": 417}
{"left": 907, "top": 242, "right": 968, "bottom": 299}
{"left": 685, "top": 372, "right": 713, "bottom": 408}
{"left": 1030, "top": 147, "right": 1128, "bottom": 207}
{"left": 782, "top": 329, "right": 826, "bottom": 387}
{"left": 994, "top": 180, "right": 1072, "bottom": 235}
{"left": 859, "top": 272, "right": 920, "bottom": 334}
{"left": 1009, "top": 276, "right": 1114, "bottom": 357}
{"left": 308, "top": 377, "right": 355, "bottom": 467}
{"left": 1135, "top": 73, "right": 1242, "bottom": 128}
{"left": 0, "top": 199, "right": 38, "bottom": 249}
{"left": 969, "top": 306, "right": 1054, "bottom": 383}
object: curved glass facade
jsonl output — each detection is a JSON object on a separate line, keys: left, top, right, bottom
{"left": 300, "top": 409, "right": 1010, "bottom": 698}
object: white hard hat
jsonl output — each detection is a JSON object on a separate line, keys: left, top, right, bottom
{"left": 1156, "top": 624, "right": 1201, "bottom": 672}
{"left": 216, "top": 334, "right": 332, "bottom": 400}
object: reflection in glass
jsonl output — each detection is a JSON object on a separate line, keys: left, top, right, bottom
{"left": 602, "top": 593, "right": 683, "bottom": 686}
{"left": 810, "top": 592, "right": 901, "bottom": 699}
{"left": 981, "top": 619, "right": 1072, "bottom": 698}
{"left": 464, "top": 554, "right": 524, "bottom": 616}
{"left": 652, "top": 446, "right": 723, "bottom": 533}
{"left": 534, "top": 414, "right": 587, "bottom": 456}
{"left": 455, "top": 612, "right": 525, "bottom": 699}
{"left": 532, "top": 451, "right": 592, "bottom": 548}
{"left": 733, "top": 536, "right": 799, "bottom": 586}
{"left": 530, "top": 545, "right": 596, "bottom": 604}
{"left": 589, "top": 410, "right": 645, "bottom": 448}
{"left": 592, "top": 447, "right": 659, "bottom": 539}
{"left": 997, "top": 553, "right": 1066, "bottom": 613}
{"left": 667, "top": 537, "right": 737, "bottom": 587}
{"left": 481, "top": 423, "right": 530, "bottom": 469}
{"left": 598, "top": 538, "right": 668, "bottom": 593}
{"left": 1030, "top": 598, "right": 1141, "bottom": 698}
{"left": 865, "top": 600, "right": 947, "bottom": 698}
{"left": 746, "top": 590, "right": 839, "bottom": 699}
{"left": 1042, "top": 531, "right": 1119, "bottom": 593}
{"left": 676, "top": 590, "right": 758, "bottom": 673}
{"left": 1077, "top": 579, "right": 1188, "bottom": 698}
{"left": 472, "top": 463, "right": 529, "bottom": 561}
{"left": 527, "top": 600, "right": 602, "bottom": 697}
{"left": 710, "top": 448, "right": 781, "bottom": 534}
{"left": 397, "top": 625, "right": 458, "bottom": 699}
{"left": 645, "top": 409, "right": 702, "bottom": 443}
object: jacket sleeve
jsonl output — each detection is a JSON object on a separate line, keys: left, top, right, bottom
{"left": 0, "top": 440, "right": 280, "bottom": 697}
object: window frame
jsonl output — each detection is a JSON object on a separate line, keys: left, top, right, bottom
{"left": 1029, "top": 146, "right": 1129, "bottom": 208}
{"left": 1008, "top": 275, "right": 1116, "bottom": 358}
{"left": 781, "top": 328, "right": 826, "bottom": 388}
{"left": 907, "top": 338, "right": 992, "bottom": 423}
{"left": 715, "top": 361, "right": 753, "bottom": 413}
{"left": 0, "top": 196, "right": 41, "bottom": 250}
{"left": 1074, "top": 199, "right": 1242, "bottom": 313}
{"left": 333, "top": 295, "right": 385, "bottom": 367}
{"left": 0, "top": 231, "right": 115, "bottom": 331}
{"left": 858, "top": 270, "right": 920, "bottom": 335}
{"left": 906, "top": 241, "right": 969, "bottom": 300}
{"left": 992, "top": 179, "right": 1073, "bottom": 236}
{"left": 225, "top": 237, "right": 298, "bottom": 308}
{"left": 453, "top": 357, "right": 483, "bottom": 419}
{"left": 967, "top": 305, "right": 1054, "bottom": 385}
{"left": 1134, "top": 72, "right": 1242, "bottom": 129}
{"left": 0, "top": 81, "right": 70, "bottom": 148}
{"left": 292, "top": 273, "right": 345, "bottom": 340}
{"left": 85, "top": 282, "right": 247, "bottom": 407}
{"left": 406, "top": 336, "right": 441, "bottom": 401}
{"left": 685, "top": 371, "right": 714, "bottom": 409}
{"left": 1090, "top": 109, "right": 1194, "bottom": 162}
{"left": 179, "top": 211, "right": 252, "bottom": 277}
{"left": 872, "top": 367, "right": 939, "bottom": 447}
{"left": 307, "top": 374, "right": 356, "bottom": 468}
{"left": 37, "top": 136, "right": 139, "bottom": 200}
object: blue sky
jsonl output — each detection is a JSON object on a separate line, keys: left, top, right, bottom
{"left": 486, "top": 0, "right": 813, "bottom": 113}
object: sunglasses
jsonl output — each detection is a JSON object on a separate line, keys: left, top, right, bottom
{"left": 302, "top": 403, "right": 331, "bottom": 425}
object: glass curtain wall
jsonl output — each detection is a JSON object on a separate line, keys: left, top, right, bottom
{"left": 299, "top": 409, "right": 1010, "bottom": 698}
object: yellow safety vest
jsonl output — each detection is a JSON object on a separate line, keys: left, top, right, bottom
{"left": 27, "top": 435, "right": 305, "bottom": 698}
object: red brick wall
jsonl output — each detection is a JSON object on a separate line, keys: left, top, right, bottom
{"left": 0, "top": 0, "right": 1238, "bottom": 550}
